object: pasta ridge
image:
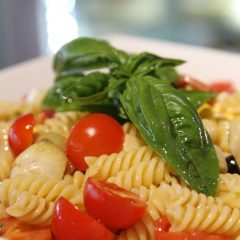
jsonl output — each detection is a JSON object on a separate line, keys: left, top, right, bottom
{"left": 85, "top": 146, "right": 157, "bottom": 180}
{"left": 34, "top": 111, "right": 87, "bottom": 137}
{"left": 107, "top": 157, "right": 172, "bottom": 190}
{"left": 0, "top": 173, "right": 84, "bottom": 207}
{"left": 6, "top": 190, "right": 54, "bottom": 226}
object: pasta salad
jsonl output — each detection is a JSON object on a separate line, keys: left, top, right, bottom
{"left": 0, "top": 37, "right": 239, "bottom": 240}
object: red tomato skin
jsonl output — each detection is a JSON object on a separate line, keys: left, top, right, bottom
{"left": 8, "top": 113, "right": 35, "bottom": 156}
{"left": 178, "top": 75, "right": 210, "bottom": 91}
{"left": 84, "top": 178, "right": 146, "bottom": 229}
{"left": 154, "top": 217, "right": 170, "bottom": 238}
{"left": 37, "top": 109, "right": 55, "bottom": 124}
{"left": 52, "top": 197, "right": 114, "bottom": 240}
{"left": 155, "top": 231, "right": 229, "bottom": 240}
{"left": 67, "top": 113, "right": 124, "bottom": 171}
{"left": 0, "top": 217, "right": 51, "bottom": 240}
{"left": 209, "top": 82, "right": 235, "bottom": 93}
{"left": 8, "top": 229, "right": 52, "bottom": 240}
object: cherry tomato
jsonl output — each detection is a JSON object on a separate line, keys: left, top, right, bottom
{"left": 154, "top": 217, "right": 170, "bottom": 238}
{"left": 209, "top": 82, "right": 235, "bottom": 93}
{"left": 154, "top": 217, "right": 230, "bottom": 240}
{"left": 156, "top": 232, "right": 229, "bottom": 240}
{"left": 37, "top": 109, "right": 55, "bottom": 124}
{"left": 178, "top": 75, "right": 210, "bottom": 91}
{"left": 8, "top": 113, "right": 35, "bottom": 156}
{"left": 52, "top": 197, "right": 114, "bottom": 240}
{"left": 84, "top": 178, "right": 146, "bottom": 229}
{"left": 0, "top": 217, "right": 51, "bottom": 240}
{"left": 67, "top": 113, "right": 124, "bottom": 171}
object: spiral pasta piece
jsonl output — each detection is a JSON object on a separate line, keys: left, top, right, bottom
{"left": 107, "top": 157, "right": 172, "bottom": 190}
{"left": 131, "top": 185, "right": 157, "bottom": 202}
{"left": 217, "top": 173, "right": 240, "bottom": 208}
{"left": 202, "top": 119, "right": 219, "bottom": 143}
{"left": 229, "top": 120, "right": 240, "bottom": 166}
{"left": 0, "top": 102, "right": 27, "bottom": 121}
{"left": 122, "top": 122, "right": 145, "bottom": 151}
{"left": 0, "top": 173, "right": 84, "bottom": 207}
{"left": 6, "top": 190, "right": 54, "bottom": 226}
{"left": 147, "top": 180, "right": 240, "bottom": 237}
{"left": 118, "top": 212, "right": 155, "bottom": 240}
{"left": 217, "top": 120, "right": 231, "bottom": 152}
{"left": 122, "top": 122, "right": 141, "bottom": 138}
{"left": 0, "top": 122, "right": 14, "bottom": 181}
{"left": 211, "top": 92, "right": 240, "bottom": 120}
{"left": 167, "top": 202, "right": 240, "bottom": 237}
{"left": 34, "top": 111, "right": 87, "bottom": 138}
{"left": 85, "top": 146, "right": 157, "bottom": 180}
{"left": 150, "top": 181, "right": 219, "bottom": 217}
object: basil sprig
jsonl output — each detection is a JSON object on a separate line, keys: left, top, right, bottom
{"left": 43, "top": 37, "right": 219, "bottom": 196}
{"left": 121, "top": 76, "right": 218, "bottom": 196}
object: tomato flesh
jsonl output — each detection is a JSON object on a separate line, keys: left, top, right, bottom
{"left": 156, "top": 232, "right": 230, "bottom": 240}
{"left": 67, "top": 113, "right": 124, "bottom": 171}
{"left": 178, "top": 75, "right": 235, "bottom": 94}
{"left": 37, "top": 109, "right": 55, "bottom": 124}
{"left": 154, "top": 218, "right": 230, "bottom": 240}
{"left": 178, "top": 75, "right": 210, "bottom": 91}
{"left": 154, "top": 216, "right": 170, "bottom": 237}
{"left": 0, "top": 217, "right": 51, "bottom": 240}
{"left": 8, "top": 113, "right": 35, "bottom": 156}
{"left": 84, "top": 178, "right": 146, "bottom": 229}
{"left": 52, "top": 197, "right": 114, "bottom": 240}
{"left": 209, "top": 82, "right": 235, "bottom": 93}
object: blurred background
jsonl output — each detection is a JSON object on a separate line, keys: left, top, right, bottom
{"left": 0, "top": 0, "right": 240, "bottom": 69}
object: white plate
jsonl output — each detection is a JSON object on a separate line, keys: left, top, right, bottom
{"left": 0, "top": 34, "right": 239, "bottom": 101}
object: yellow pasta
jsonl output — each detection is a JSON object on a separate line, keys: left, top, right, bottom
{"left": 167, "top": 202, "right": 240, "bottom": 237}
{"left": 85, "top": 146, "right": 157, "bottom": 180}
{"left": 118, "top": 212, "right": 156, "bottom": 240}
{"left": 229, "top": 120, "right": 240, "bottom": 166}
{"left": 131, "top": 185, "right": 157, "bottom": 202}
{"left": 6, "top": 190, "right": 54, "bottom": 226}
{"left": 34, "top": 111, "right": 87, "bottom": 138}
{"left": 0, "top": 122, "right": 14, "bottom": 181}
{"left": 122, "top": 122, "right": 141, "bottom": 138}
{"left": 107, "top": 157, "right": 172, "bottom": 190}
{"left": 217, "top": 173, "right": 240, "bottom": 208}
{"left": 0, "top": 173, "right": 84, "bottom": 207}
{"left": 211, "top": 92, "right": 240, "bottom": 120}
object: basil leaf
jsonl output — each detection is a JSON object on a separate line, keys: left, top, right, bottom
{"left": 54, "top": 37, "right": 128, "bottom": 73}
{"left": 127, "top": 52, "right": 184, "bottom": 76}
{"left": 180, "top": 90, "right": 217, "bottom": 109}
{"left": 55, "top": 69, "right": 84, "bottom": 81}
{"left": 42, "top": 72, "right": 109, "bottom": 109}
{"left": 154, "top": 67, "right": 179, "bottom": 85}
{"left": 121, "top": 76, "right": 219, "bottom": 196}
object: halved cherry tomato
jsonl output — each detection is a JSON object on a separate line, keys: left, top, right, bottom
{"left": 37, "top": 109, "right": 55, "bottom": 124}
{"left": 154, "top": 217, "right": 230, "bottom": 240}
{"left": 178, "top": 75, "right": 235, "bottom": 94}
{"left": 209, "top": 82, "right": 235, "bottom": 93}
{"left": 178, "top": 75, "right": 210, "bottom": 91}
{"left": 156, "top": 232, "right": 230, "bottom": 240}
{"left": 8, "top": 113, "right": 35, "bottom": 156}
{"left": 0, "top": 217, "right": 51, "bottom": 240}
{"left": 52, "top": 197, "right": 114, "bottom": 240}
{"left": 84, "top": 178, "right": 146, "bottom": 229}
{"left": 67, "top": 113, "right": 124, "bottom": 171}
{"left": 154, "top": 216, "right": 170, "bottom": 237}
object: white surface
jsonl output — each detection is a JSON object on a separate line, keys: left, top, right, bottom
{"left": 0, "top": 34, "right": 240, "bottom": 101}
